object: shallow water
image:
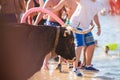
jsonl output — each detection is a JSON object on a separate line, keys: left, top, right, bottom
{"left": 30, "top": 15, "right": 120, "bottom": 80}
{"left": 91, "top": 15, "right": 120, "bottom": 80}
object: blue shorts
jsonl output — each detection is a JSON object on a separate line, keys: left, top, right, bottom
{"left": 45, "top": 21, "right": 60, "bottom": 26}
{"left": 74, "top": 28, "right": 95, "bottom": 47}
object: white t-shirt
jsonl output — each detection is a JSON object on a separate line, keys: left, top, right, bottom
{"left": 70, "top": 0, "right": 102, "bottom": 30}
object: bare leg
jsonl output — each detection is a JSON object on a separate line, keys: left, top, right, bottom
{"left": 58, "top": 56, "right": 64, "bottom": 64}
{"left": 73, "top": 46, "right": 83, "bottom": 76}
{"left": 56, "top": 56, "right": 64, "bottom": 72}
{"left": 85, "top": 44, "right": 95, "bottom": 66}
{"left": 82, "top": 47, "right": 87, "bottom": 66}
{"left": 75, "top": 46, "right": 83, "bottom": 68}
{"left": 41, "top": 53, "right": 51, "bottom": 70}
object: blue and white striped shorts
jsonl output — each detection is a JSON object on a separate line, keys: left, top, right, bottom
{"left": 74, "top": 28, "right": 95, "bottom": 47}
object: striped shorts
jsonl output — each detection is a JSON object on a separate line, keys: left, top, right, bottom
{"left": 74, "top": 28, "right": 95, "bottom": 47}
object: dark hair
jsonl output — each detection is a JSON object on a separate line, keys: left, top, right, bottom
{"left": 105, "top": 46, "right": 109, "bottom": 54}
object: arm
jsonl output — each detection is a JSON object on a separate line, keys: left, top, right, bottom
{"left": 94, "top": 14, "right": 101, "bottom": 36}
{"left": 14, "top": 0, "right": 22, "bottom": 23}
{"left": 34, "top": 0, "right": 51, "bottom": 25}
{"left": 26, "top": 0, "right": 34, "bottom": 11}
{"left": 19, "top": 0, "right": 26, "bottom": 12}
{"left": 52, "top": 0, "right": 67, "bottom": 12}
{"left": 39, "top": 0, "right": 44, "bottom": 7}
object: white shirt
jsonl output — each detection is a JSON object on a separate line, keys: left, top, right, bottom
{"left": 70, "top": 0, "right": 102, "bottom": 30}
